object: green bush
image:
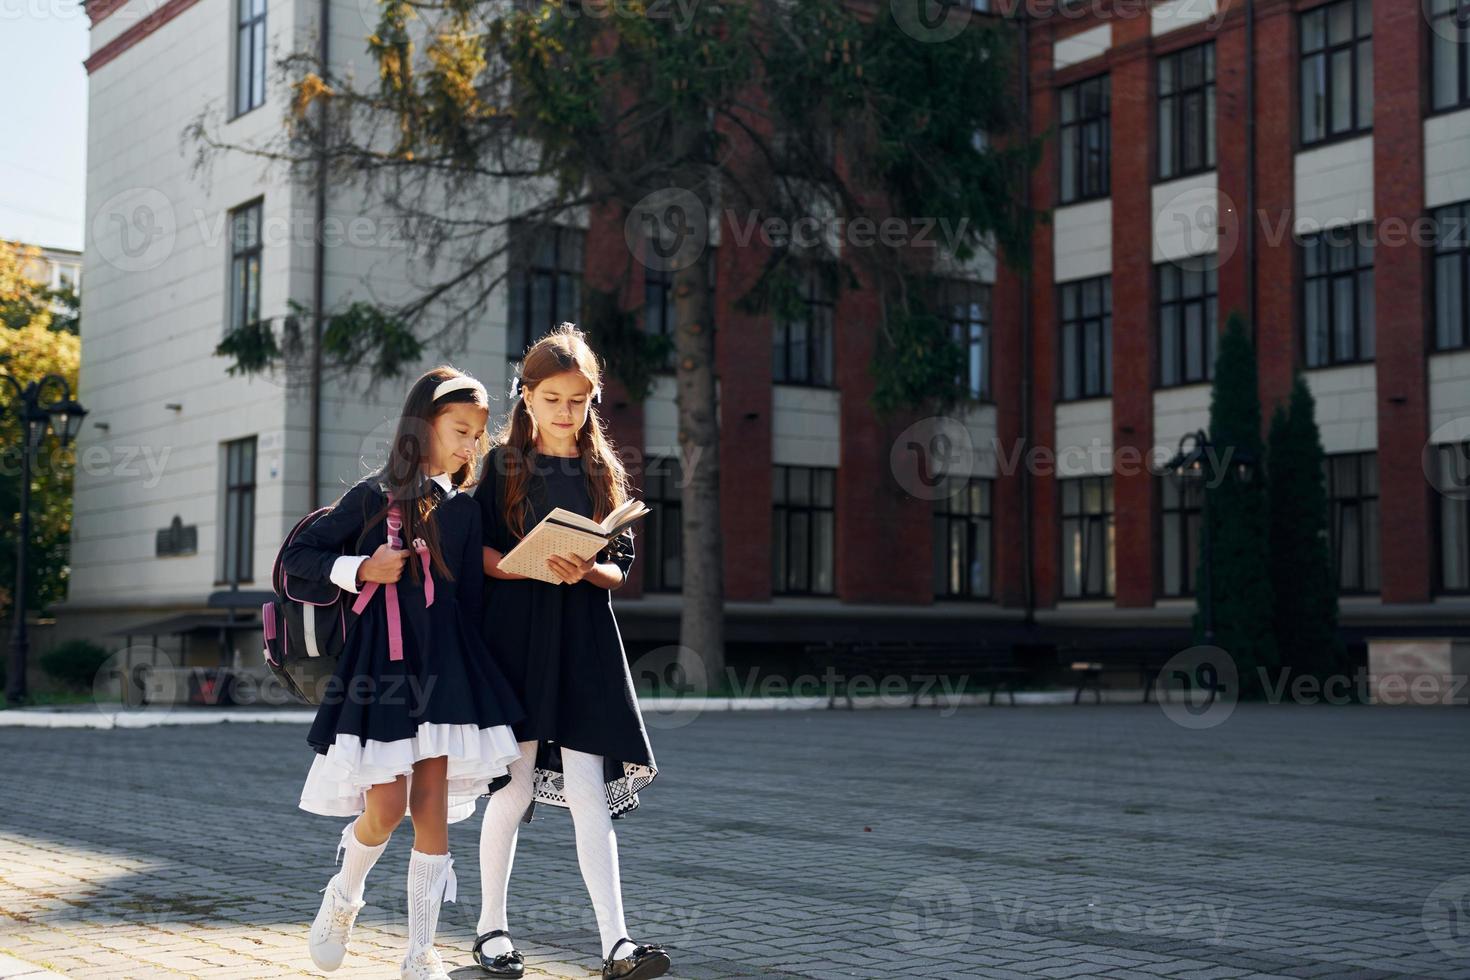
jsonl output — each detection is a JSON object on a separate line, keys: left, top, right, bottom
{"left": 40, "top": 640, "right": 111, "bottom": 691}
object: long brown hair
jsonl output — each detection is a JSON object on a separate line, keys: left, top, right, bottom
{"left": 488, "top": 322, "right": 631, "bottom": 540}
{"left": 357, "top": 364, "right": 490, "bottom": 584}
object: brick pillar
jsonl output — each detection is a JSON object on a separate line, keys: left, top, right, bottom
{"left": 1028, "top": 29, "right": 1060, "bottom": 608}
{"left": 1372, "top": 0, "right": 1433, "bottom": 602}
{"left": 1252, "top": 0, "right": 1299, "bottom": 417}
{"left": 1215, "top": 0, "right": 1250, "bottom": 328}
{"left": 990, "top": 264, "right": 1027, "bottom": 608}
{"left": 1108, "top": 18, "right": 1156, "bottom": 607}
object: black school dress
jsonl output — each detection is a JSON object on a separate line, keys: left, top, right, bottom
{"left": 474, "top": 447, "right": 657, "bottom": 822}
{"left": 283, "top": 473, "right": 527, "bottom": 824}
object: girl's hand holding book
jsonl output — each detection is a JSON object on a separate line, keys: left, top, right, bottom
{"left": 545, "top": 552, "right": 596, "bottom": 585}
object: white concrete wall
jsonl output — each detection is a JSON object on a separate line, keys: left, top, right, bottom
{"left": 1054, "top": 24, "right": 1110, "bottom": 71}
{"left": 1054, "top": 400, "right": 1113, "bottom": 478}
{"left": 1429, "top": 350, "right": 1470, "bottom": 435}
{"left": 1425, "top": 108, "right": 1470, "bottom": 210}
{"left": 1151, "top": 0, "right": 1218, "bottom": 36}
{"left": 1152, "top": 384, "right": 1211, "bottom": 467}
{"left": 1152, "top": 171, "right": 1219, "bottom": 263}
{"left": 771, "top": 386, "right": 840, "bottom": 467}
{"left": 1302, "top": 364, "right": 1377, "bottom": 454}
{"left": 1294, "top": 136, "right": 1375, "bottom": 235}
{"left": 1053, "top": 198, "right": 1111, "bottom": 283}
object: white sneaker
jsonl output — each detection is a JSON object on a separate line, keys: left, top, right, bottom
{"left": 400, "top": 946, "right": 453, "bottom": 980}
{"left": 308, "top": 874, "right": 366, "bottom": 971}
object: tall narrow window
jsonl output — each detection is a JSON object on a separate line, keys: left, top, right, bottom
{"left": 1058, "top": 276, "right": 1112, "bottom": 400}
{"left": 939, "top": 279, "right": 991, "bottom": 400}
{"left": 1158, "top": 256, "right": 1218, "bottom": 387}
{"left": 1159, "top": 475, "right": 1203, "bottom": 597}
{"left": 933, "top": 476, "right": 992, "bottom": 599}
{"left": 1435, "top": 441, "right": 1470, "bottom": 593}
{"left": 1324, "top": 452, "right": 1380, "bottom": 594}
{"left": 1433, "top": 201, "right": 1470, "bottom": 351}
{"left": 228, "top": 200, "right": 263, "bottom": 336}
{"left": 1061, "top": 476, "right": 1114, "bottom": 598}
{"left": 1430, "top": 0, "right": 1470, "bottom": 112}
{"left": 234, "top": 0, "right": 267, "bottom": 117}
{"left": 643, "top": 244, "right": 716, "bottom": 372}
{"left": 773, "top": 264, "right": 835, "bottom": 386}
{"left": 1300, "top": 0, "right": 1373, "bottom": 146}
{"left": 1059, "top": 74, "right": 1110, "bottom": 204}
{"left": 507, "top": 223, "right": 584, "bottom": 358}
{"left": 1158, "top": 42, "right": 1216, "bottom": 180}
{"left": 1302, "top": 222, "right": 1374, "bottom": 367}
{"left": 641, "top": 456, "right": 683, "bottom": 593}
{"left": 772, "top": 465, "right": 835, "bottom": 595}
{"left": 221, "top": 437, "right": 257, "bottom": 584}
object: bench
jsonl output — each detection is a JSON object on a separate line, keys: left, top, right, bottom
{"left": 802, "top": 640, "right": 1034, "bottom": 709}
{"left": 1068, "top": 650, "right": 1177, "bottom": 704}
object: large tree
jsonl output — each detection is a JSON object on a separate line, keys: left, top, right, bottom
{"left": 194, "top": 0, "right": 1040, "bottom": 680}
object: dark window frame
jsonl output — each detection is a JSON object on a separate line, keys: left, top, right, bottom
{"left": 643, "top": 244, "right": 717, "bottom": 374}
{"left": 933, "top": 476, "right": 993, "bottom": 600}
{"left": 506, "top": 222, "right": 585, "bottom": 359}
{"left": 1057, "top": 275, "right": 1112, "bottom": 401}
{"left": 1158, "top": 474, "right": 1203, "bottom": 598}
{"left": 773, "top": 263, "right": 836, "bottom": 388}
{"left": 1433, "top": 200, "right": 1470, "bottom": 351}
{"left": 1323, "top": 451, "right": 1380, "bottom": 595}
{"left": 1429, "top": 0, "right": 1470, "bottom": 114}
{"left": 772, "top": 465, "right": 836, "bottom": 596}
{"left": 227, "top": 199, "right": 263, "bottom": 338}
{"left": 233, "top": 0, "right": 267, "bottom": 119}
{"left": 1157, "top": 256, "right": 1219, "bottom": 388}
{"left": 1060, "top": 475, "right": 1115, "bottom": 599}
{"left": 1157, "top": 42, "right": 1216, "bottom": 182}
{"left": 219, "top": 436, "right": 257, "bottom": 585}
{"left": 1301, "top": 222, "right": 1375, "bottom": 368}
{"left": 640, "top": 456, "right": 684, "bottom": 593}
{"left": 1058, "top": 74, "right": 1111, "bottom": 205}
{"left": 1298, "top": 0, "right": 1374, "bottom": 148}
{"left": 1434, "top": 440, "right": 1470, "bottom": 594}
{"left": 939, "top": 278, "right": 992, "bottom": 402}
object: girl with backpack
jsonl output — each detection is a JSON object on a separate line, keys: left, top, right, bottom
{"left": 469, "top": 323, "right": 669, "bottom": 980}
{"left": 282, "top": 365, "right": 526, "bottom": 980}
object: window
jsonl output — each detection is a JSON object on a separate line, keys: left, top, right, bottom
{"left": 507, "top": 223, "right": 584, "bottom": 358}
{"left": 228, "top": 200, "right": 262, "bottom": 336}
{"left": 234, "top": 0, "right": 266, "bottom": 117}
{"left": 773, "top": 264, "right": 835, "bottom": 386}
{"left": 220, "top": 437, "right": 257, "bottom": 584}
{"left": 939, "top": 279, "right": 991, "bottom": 400}
{"left": 1058, "top": 276, "right": 1112, "bottom": 400}
{"left": 1061, "top": 476, "right": 1114, "bottom": 598}
{"left": 1159, "top": 475, "right": 1203, "bottom": 597}
{"left": 1302, "top": 223, "right": 1374, "bottom": 367}
{"left": 1300, "top": 0, "right": 1373, "bottom": 145}
{"left": 1158, "top": 43, "right": 1215, "bottom": 181}
{"left": 641, "top": 456, "right": 683, "bottom": 593}
{"left": 1324, "top": 452, "right": 1380, "bottom": 594}
{"left": 1158, "top": 257, "right": 1218, "bottom": 387}
{"left": 1059, "top": 75, "right": 1110, "bottom": 204}
{"left": 1433, "top": 201, "right": 1470, "bottom": 351}
{"left": 772, "top": 465, "right": 835, "bottom": 595}
{"left": 934, "top": 476, "right": 992, "bottom": 599}
{"left": 1430, "top": 0, "right": 1470, "bottom": 112}
{"left": 644, "top": 245, "right": 716, "bottom": 372}
{"left": 1435, "top": 441, "right": 1470, "bottom": 593}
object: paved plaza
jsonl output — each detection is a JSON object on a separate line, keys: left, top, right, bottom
{"left": 1, "top": 703, "right": 1468, "bottom": 979}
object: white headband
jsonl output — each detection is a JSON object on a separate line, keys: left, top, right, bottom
{"left": 433, "top": 376, "right": 487, "bottom": 402}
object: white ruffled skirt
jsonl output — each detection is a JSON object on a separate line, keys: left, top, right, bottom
{"left": 299, "top": 721, "right": 523, "bottom": 824}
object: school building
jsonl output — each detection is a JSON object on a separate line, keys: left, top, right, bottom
{"left": 54, "top": 0, "right": 1470, "bottom": 688}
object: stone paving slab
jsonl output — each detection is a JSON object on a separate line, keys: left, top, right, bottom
{"left": 0, "top": 704, "right": 1468, "bottom": 978}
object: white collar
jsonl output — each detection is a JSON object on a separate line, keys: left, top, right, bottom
{"left": 428, "top": 471, "right": 454, "bottom": 495}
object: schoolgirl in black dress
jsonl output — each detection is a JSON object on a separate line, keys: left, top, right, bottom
{"left": 469, "top": 323, "right": 669, "bottom": 980}
{"left": 283, "top": 366, "right": 526, "bottom": 980}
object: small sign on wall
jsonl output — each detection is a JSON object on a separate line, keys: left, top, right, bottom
{"left": 156, "top": 515, "right": 197, "bottom": 557}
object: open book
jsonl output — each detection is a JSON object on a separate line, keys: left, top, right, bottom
{"left": 497, "top": 498, "right": 650, "bottom": 584}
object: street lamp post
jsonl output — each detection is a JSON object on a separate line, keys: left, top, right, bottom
{"left": 2, "top": 373, "right": 87, "bottom": 705}
{"left": 1164, "top": 428, "right": 1256, "bottom": 647}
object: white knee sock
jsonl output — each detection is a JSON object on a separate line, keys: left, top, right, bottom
{"left": 335, "top": 816, "right": 389, "bottom": 904}
{"left": 561, "top": 747, "right": 631, "bottom": 960}
{"left": 476, "top": 739, "right": 539, "bottom": 955}
{"left": 405, "top": 849, "right": 456, "bottom": 958}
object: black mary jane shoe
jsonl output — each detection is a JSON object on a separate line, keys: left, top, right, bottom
{"left": 472, "top": 929, "right": 526, "bottom": 978}
{"left": 601, "top": 936, "right": 671, "bottom": 980}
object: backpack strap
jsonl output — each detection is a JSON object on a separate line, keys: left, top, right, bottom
{"left": 349, "top": 500, "right": 435, "bottom": 661}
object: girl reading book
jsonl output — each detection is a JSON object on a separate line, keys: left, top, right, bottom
{"left": 470, "top": 323, "right": 668, "bottom": 980}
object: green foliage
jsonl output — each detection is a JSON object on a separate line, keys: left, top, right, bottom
{"left": 215, "top": 317, "right": 286, "bottom": 376}
{"left": 1267, "top": 375, "right": 1346, "bottom": 682}
{"left": 1194, "top": 312, "right": 1277, "bottom": 697}
{"left": 584, "top": 284, "right": 670, "bottom": 403}
{"left": 40, "top": 639, "right": 110, "bottom": 691}
{"left": 321, "top": 301, "right": 425, "bottom": 379}
{"left": 870, "top": 279, "right": 969, "bottom": 418}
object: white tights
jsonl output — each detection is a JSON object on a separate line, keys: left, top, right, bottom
{"left": 476, "top": 739, "right": 631, "bottom": 960}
